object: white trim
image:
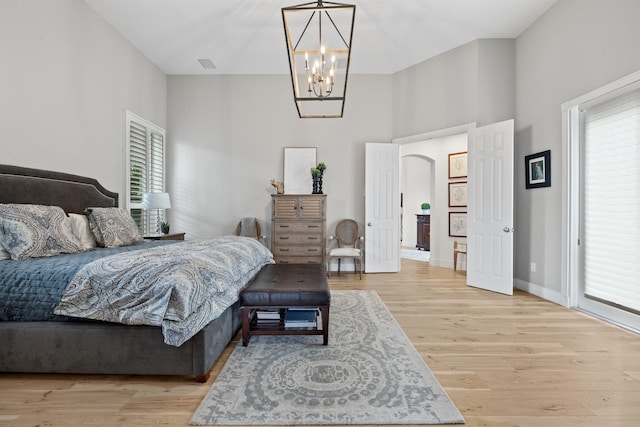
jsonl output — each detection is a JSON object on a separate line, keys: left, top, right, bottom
{"left": 561, "top": 69, "right": 640, "bottom": 111}
{"left": 393, "top": 123, "right": 476, "bottom": 145}
{"left": 563, "top": 69, "right": 640, "bottom": 330}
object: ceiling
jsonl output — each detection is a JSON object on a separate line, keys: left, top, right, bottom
{"left": 84, "top": 0, "right": 558, "bottom": 75}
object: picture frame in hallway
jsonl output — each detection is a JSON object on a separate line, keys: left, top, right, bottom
{"left": 448, "top": 151, "right": 467, "bottom": 179}
{"left": 448, "top": 181, "right": 467, "bottom": 207}
{"left": 449, "top": 212, "right": 467, "bottom": 237}
{"left": 525, "top": 149, "right": 551, "bottom": 189}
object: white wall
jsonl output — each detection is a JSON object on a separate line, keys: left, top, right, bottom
{"left": 0, "top": 0, "right": 167, "bottom": 199}
{"left": 515, "top": 0, "right": 640, "bottom": 296}
{"left": 167, "top": 74, "right": 393, "bottom": 242}
{"left": 400, "top": 133, "right": 468, "bottom": 267}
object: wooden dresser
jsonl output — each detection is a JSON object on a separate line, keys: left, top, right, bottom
{"left": 416, "top": 214, "right": 430, "bottom": 251}
{"left": 271, "top": 194, "right": 326, "bottom": 264}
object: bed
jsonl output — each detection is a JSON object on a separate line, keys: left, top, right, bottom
{"left": 0, "top": 164, "right": 272, "bottom": 381}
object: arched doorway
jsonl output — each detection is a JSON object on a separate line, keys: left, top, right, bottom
{"left": 401, "top": 154, "right": 434, "bottom": 262}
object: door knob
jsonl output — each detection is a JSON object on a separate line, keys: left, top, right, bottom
{"left": 503, "top": 227, "right": 513, "bottom": 233}
{"left": 367, "top": 222, "right": 372, "bottom": 227}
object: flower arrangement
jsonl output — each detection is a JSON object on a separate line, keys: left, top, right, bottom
{"left": 310, "top": 162, "right": 327, "bottom": 178}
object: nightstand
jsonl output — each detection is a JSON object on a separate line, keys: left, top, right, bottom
{"left": 144, "top": 232, "right": 185, "bottom": 241}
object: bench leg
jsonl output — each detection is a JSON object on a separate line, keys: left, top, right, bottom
{"left": 320, "top": 306, "right": 330, "bottom": 345}
{"left": 241, "top": 307, "right": 250, "bottom": 346}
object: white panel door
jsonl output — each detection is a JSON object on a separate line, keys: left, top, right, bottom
{"left": 365, "top": 143, "right": 400, "bottom": 273}
{"left": 467, "top": 120, "right": 514, "bottom": 295}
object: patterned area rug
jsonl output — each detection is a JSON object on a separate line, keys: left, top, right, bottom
{"left": 190, "top": 290, "right": 464, "bottom": 425}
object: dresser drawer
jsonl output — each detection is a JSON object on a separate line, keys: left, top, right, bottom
{"left": 273, "top": 222, "right": 323, "bottom": 233}
{"left": 272, "top": 246, "right": 323, "bottom": 257}
{"left": 275, "top": 256, "right": 323, "bottom": 264}
{"left": 273, "top": 234, "right": 323, "bottom": 244}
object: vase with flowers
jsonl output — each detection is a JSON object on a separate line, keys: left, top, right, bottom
{"left": 310, "top": 162, "right": 327, "bottom": 194}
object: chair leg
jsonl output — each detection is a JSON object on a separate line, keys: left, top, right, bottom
{"left": 327, "top": 258, "right": 332, "bottom": 278}
{"left": 454, "top": 252, "right": 458, "bottom": 271}
{"left": 338, "top": 259, "right": 341, "bottom": 276}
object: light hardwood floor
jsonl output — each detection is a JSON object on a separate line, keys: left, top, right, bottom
{"left": 1, "top": 259, "right": 640, "bottom": 427}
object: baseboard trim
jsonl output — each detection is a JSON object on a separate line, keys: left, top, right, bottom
{"left": 514, "top": 278, "right": 568, "bottom": 307}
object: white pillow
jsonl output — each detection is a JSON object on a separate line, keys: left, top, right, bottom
{"left": 68, "top": 213, "right": 97, "bottom": 250}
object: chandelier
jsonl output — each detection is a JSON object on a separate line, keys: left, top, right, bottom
{"left": 282, "top": 1, "right": 355, "bottom": 118}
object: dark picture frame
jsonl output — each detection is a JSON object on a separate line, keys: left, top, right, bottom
{"left": 448, "top": 212, "right": 467, "bottom": 237}
{"left": 525, "top": 150, "right": 551, "bottom": 189}
{"left": 448, "top": 151, "right": 468, "bottom": 179}
{"left": 448, "top": 181, "right": 467, "bottom": 207}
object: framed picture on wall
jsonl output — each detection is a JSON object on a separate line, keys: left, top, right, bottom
{"left": 448, "top": 181, "right": 467, "bottom": 207}
{"left": 449, "top": 212, "right": 467, "bottom": 237}
{"left": 448, "top": 151, "right": 468, "bottom": 179}
{"left": 284, "top": 147, "right": 316, "bottom": 194}
{"left": 525, "top": 149, "right": 551, "bottom": 189}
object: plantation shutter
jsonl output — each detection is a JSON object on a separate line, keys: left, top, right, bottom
{"left": 126, "top": 112, "right": 166, "bottom": 234}
{"left": 583, "top": 88, "right": 640, "bottom": 312}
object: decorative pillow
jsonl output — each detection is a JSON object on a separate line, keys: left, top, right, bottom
{"left": 0, "top": 204, "right": 84, "bottom": 260}
{"left": 86, "top": 207, "right": 143, "bottom": 248}
{"left": 68, "top": 213, "right": 97, "bottom": 250}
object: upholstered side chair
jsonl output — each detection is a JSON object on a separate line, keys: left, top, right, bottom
{"left": 327, "top": 219, "right": 364, "bottom": 279}
{"left": 236, "top": 217, "right": 267, "bottom": 246}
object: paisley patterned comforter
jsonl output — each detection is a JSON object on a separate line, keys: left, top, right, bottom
{"left": 54, "top": 236, "right": 274, "bottom": 346}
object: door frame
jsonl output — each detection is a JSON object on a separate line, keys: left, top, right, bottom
{"left": 563, "top": 70, "right": 640, "bottom": 332}
{"left": 394, "top": 123, "right": 476, "bottom": 268}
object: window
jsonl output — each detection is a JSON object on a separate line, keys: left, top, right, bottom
{"left": 565, "top": 71, "right": 640, "bottom": 332}
{"left": 125, "top": 111, "right": 166, "bottom": 234}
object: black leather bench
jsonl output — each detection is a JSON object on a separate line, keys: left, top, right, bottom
{"left": 239, "top": 263, "right": 330, "bottom": 346}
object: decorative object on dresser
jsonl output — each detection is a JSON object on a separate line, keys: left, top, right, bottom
{"left": 421, "top": 201, "right": 430, "bottom": 214}
{"left": 142, "top": 191, "right": 171, "bottom": 234}
{"left": 310, "top": 162, "right": 326, "bottom": 194}
{"left": 270, "top": 179, "right": 284, "bottom": 194}
{"left": 271, "top": 194, "right": 326, "bottom": 264}
{"left": 327, "top": 218, "right": 364, "bottom": 279}
{"left": 416, "top": 214, "right": 430, "bottom": 251}
{"left": 160, "top": 221, "right": 170, "bottom": 234}
{"left": 283, "top": 147, "right": 316, "bottom": 195}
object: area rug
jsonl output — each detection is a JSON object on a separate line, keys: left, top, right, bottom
{"left": 190, "top": 290, "right": 464, "bottom": 425}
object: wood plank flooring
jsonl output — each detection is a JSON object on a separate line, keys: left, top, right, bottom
{"left": 2, "top": 259, "right": 640, "bottom": 426}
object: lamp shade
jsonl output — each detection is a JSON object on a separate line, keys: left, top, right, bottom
{"left": 142, "top": 192, "right": 171, "bottom": 210}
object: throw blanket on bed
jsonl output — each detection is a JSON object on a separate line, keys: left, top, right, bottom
{"left": 54, "top": 236, "right": 274, "bottom": 346}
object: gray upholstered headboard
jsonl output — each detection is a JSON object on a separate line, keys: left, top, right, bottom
{"left": 0, "top": 164, "right": 118, "bottom": 214}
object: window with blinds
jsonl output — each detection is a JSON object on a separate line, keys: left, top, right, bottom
{"left": 126, "top": 111, "right": 166, "bottom": 234}
{"left": 582, "top": 88, "right": 640, "bottom": 313}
